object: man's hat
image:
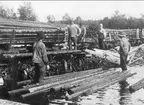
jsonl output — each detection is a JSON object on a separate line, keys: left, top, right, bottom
{"left": 118, "top": 31, "right": 126, "bottom": 37}
{"left": 37, "top": 31, "right": 46, "bottom": 39}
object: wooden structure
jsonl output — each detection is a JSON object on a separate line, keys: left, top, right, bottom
{"left": 0, "top": 17, "right": 66, "bottom": 51}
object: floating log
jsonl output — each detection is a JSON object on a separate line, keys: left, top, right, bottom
{"left": 70, "top": 71, "right": 120, "bottom": 94}
{"left": 50, "top": 99, "right": 77, "bottom": 104}
{"left": 129, "top": 78, "right": 144, "bottom": 93}
{"left": 66, "top": 71, "right": 136, "bottom": 100}
{"left": 51, "top": 70, "right": 120, "bottom": 92}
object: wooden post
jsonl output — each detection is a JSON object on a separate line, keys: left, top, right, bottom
{"left": 10, "top": 56, "right": 18, "bottom": 90}
{"left": 10, "top": 29, "right": 15, "bottom": 49}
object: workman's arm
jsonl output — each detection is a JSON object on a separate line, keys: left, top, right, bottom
{"left": 75, "top": 24, "right": 81, "bottom": 36}
{"left": 119, "top": 40, "right": 124, "bottom": 54}
{"left": 82, "top": 27, "right": 86, "bottom": 39}
{"left": 41, "top": 43, "right": 49, "bottom": 65}
{"left": 103, "top": 29, "right": 107, "bottom": 39}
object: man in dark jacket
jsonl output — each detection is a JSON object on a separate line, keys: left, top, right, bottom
{"left": 118, "top": 32, "right": 131, "bottom": 71}
{"left": 32, "top": 31, "right": 50, "bottom": 83}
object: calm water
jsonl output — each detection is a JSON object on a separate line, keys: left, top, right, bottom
{"left": 76, "top": 66, "right": 144, "bottom": 105}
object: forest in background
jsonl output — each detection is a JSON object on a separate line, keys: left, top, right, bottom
{"left": 1, "top": 2, "right": 144, "bottom": 31}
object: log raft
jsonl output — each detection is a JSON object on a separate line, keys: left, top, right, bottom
{"left": 19, "top": 70, "right": 135, "bottom": 105}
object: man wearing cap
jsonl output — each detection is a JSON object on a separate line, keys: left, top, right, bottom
{"left": 118, "top": 32, "right": 131, "bottom": 71}
{"left": 77, "top": 23, "right": 86, "bottom": 43}
{"left": 32, "top": 31, "right": 50, "bottom": 83}
{"left": 97, "top": 23, "right": 106, "bottom": 49}
{"left": 68, "top": 20, "right": 81, "bottom": 50}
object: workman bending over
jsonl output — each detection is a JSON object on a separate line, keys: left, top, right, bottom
{"left": 68, "top": 20, "right": 81, "bottom": 50}
{"left": 32, "top": 31, "right": 50, "bottom": 83}
{"left": 77, "top": 23, "right": 86, "bottom": 43}
{"left": 97, "top": 23, "right": 106, "bottom": 49}
{"left": 118, "top": 32, "right": 131, "bottom": 71}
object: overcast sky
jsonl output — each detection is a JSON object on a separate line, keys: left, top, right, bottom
{"left": 0, "top": 1, "right": 144, "bottom": 22}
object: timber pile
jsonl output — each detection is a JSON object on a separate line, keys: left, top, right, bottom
{"left": 85, "top": 44, "right": 144, "bottom": 67}
{"left": 128, "top": 44, "right": 144, "bottom": 66}
{"left": 8, "top": 68, "right": 103, "bottom": 99}
{"left": 7, "top": 67, "right": 135, "bottom": 105}
{"left": 0, "top": 17, "right": 57, "bottom": 29}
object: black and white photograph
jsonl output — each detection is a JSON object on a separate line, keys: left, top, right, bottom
{"left": 0, "top": 1, "right": 144, "bottom": 105}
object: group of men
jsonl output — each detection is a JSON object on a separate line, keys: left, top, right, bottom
{"left": 32, "top": 21, "right": 86, "bottom": 83}
{"left": 32, "top": 22, "right": 131, "bottom": 84}
{"left": 67, "top": 20, "right": 86, "bottom": 50}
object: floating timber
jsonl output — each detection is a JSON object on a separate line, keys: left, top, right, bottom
{"left": 129, "top": 78, "right": 144, "bottom": 93}
{"left": 7, "top": 68, "right": 136, "bottom": 105}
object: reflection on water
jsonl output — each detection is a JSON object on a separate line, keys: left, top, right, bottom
{"left": 77, "top": 66, "right": 144, "bottom": 105}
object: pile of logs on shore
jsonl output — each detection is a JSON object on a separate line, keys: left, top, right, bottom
{"left": 85, "top": 44, "right": 144, "bottom": 67}
{"left": 8, "top": 68, "right": 136, "bottom": 105}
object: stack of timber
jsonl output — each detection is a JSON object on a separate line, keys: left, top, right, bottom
{"left": 85, "top": 44, "right": 144, "bottom": 66}
{"left": 128, "top": 44, "right": 144, "bottom": 66}
{"left": 0, "top": 17, "right": 57, "bottom": 29}
{"left": 8, "top": 67, "right": 136, "bottom": 105}
{"left": 85, "top": 49, "right": 120, "bottom": 65}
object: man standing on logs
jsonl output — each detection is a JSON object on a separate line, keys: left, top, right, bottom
{"left": 77, "top": 22, "right": 86, "bottom": 44}
{"left": 97, "top": 23, "right": 106, "bottom": 49}
{"left": 118, "top": 32, "right": 131, "bottom": 71}
{"left": 68, "top": 20, "right": 81, "bottom": 50}
{"left": 32, "top": 31, "right": 50, "bottom": 83}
